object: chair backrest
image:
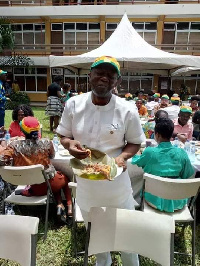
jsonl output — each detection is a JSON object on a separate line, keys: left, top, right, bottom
{"left": 0, "top": 215, "right": 39, "bottom": 266}
{"left": 0, "top": 164, "right": 45, "bottom": 186}
{"left": 87, "top": 207, "right": 175, "bottom": 266}
{"left": 144, "top": 173, "right": 200, "bottom": 200}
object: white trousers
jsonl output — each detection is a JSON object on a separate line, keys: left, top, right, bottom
{"left": 80, "top": 195, "right": 139, "bottom": 266}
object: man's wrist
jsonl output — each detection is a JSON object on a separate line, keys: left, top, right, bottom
{"left": 60, "top": 137, "right": 72, "bottom": 149}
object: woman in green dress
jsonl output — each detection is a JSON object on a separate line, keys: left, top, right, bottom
{"left": 132, "top": 118, "right": 194, "bottom": 212}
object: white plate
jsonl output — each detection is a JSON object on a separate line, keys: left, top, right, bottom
{"left": 59, "top": 150, "right": 70, "bottom": 156}
{"left": 116, "top": 166, "right": 123, "bottom": 177}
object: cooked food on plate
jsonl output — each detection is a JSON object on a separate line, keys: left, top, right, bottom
{"left": 86, "top": 149, "right": 92, "bottom": 159}
{"left": 82, "top": 162, "right": 111, "bottom": 180}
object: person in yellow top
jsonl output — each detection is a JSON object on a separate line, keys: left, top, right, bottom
{"left": 12, "top": 80, "right": 20, "bottom": 93}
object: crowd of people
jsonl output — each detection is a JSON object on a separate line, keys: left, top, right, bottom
{"left": 0, "top": 56, "right": 199, "bottom": 265}
{"left": 126, "top": 89, "right": 200, "bottom": 143}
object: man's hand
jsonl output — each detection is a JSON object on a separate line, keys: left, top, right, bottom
{"left": 61, "top": 137, "right": 90, "bottom": 160}
{"left": 115, "top": 155, "right": 127, "bottom": 172}
{"left": 177, "top": 133, "right": 187, "bottom": 143}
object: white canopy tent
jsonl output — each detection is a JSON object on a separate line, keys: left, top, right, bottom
{"left": 172, "top": 67, "right": 200, "bottom": 76}
{"left": 49, "top": 14, "right": 200, "bottom": 75}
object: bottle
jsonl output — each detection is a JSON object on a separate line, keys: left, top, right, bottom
{"left": 53, "top": 134, "right": 59, "bottom": 152}
{"left": 173, "top": 137, "right": 179, "bottom": 148}
{"left": 5, "top": 131, "right": 10, "bottom": 145}
{"left": 184, "top": 140, "right": 190, "bottom": 154}
{"left": 190, "top": 141, "right": 196, "bottom": 163}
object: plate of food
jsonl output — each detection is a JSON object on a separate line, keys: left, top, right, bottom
{"left": 195, "top": 149, "right": 200, "bottom": 155}
{"left": 195, "top": 141, "right": 200, "bottom": 147}
{"left": 59, "top": 149, "right": 71, "bottom": 156}
{"left": 70, "top": 148, "right": 123, "bottom": 181}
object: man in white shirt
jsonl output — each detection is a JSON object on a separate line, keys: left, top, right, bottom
{"left": 161, "top": 96, "right": 180, "bottom": 120}
{"left": 56, "top": 56, "right": 145, "bottom": 266}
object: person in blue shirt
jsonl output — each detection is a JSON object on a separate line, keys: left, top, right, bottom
{"left": 0, "top": 69, "right": 8, "bottom": 127}
{"left": 132, "top": 118, "right": 194, "bottom": 212}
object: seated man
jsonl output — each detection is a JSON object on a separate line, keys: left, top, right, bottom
{"left": 173, "top": 106, "right": 193, "bottom": 142}
{"left": 132, "top": 118, "right": 194, "bottom": 213}
{"left": 154, "top": 94, "right": 170, "bottom": 113}
{"left": 145, "top": 95, "right": 159, "bottom": 111}
{"left": 160, "top": 96, "right": 180, "bottom": 120}
{"left": 153, "top": 93, "right": 160, "bottom": 103}
{"left": 136, "top": 99, "right": 148, "bottom": 117}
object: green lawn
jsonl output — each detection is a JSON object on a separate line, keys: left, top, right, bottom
{"left": 2, "top": 107, "right": 200, "bottom": 266}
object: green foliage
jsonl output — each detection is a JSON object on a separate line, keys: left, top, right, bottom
{"left": 5, "top": 91, "right": 30, "bottom": 110}
{"left": 0, "top": 17, "right": 14, "bottom": 52}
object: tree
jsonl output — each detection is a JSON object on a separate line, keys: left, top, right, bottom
{"left": 0, "top": 17, "right": 34, "bottom": 68}
{"left": 0, "top": 17, "right": 14, "bottom": 53}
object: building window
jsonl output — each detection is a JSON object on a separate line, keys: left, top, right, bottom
{"left": 13, "top": 67, "right": 47, "bottom": 92}
{"left": 12, "top": 23, "right": 45, "bottom": 50}
{"left": 163, "top": 22, "right": 200, "bottom": 51}
{"left": 63, "top": 22, "right": 100, "bottom": 50}
{"left": 106, "top": 22, "right": 157, "bottom": 44}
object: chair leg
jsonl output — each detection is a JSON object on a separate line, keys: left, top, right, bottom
{"left": 191, "top": 221, "right": 196, "bottom": 266}
{"left": 83, "top": 222, "right": 91, "bottom": 266}
{"left": 170, "top": 233, "right": 174, "bottom": 266}
{"left": 31, "top": 234, "right": 38, "bottom": 266}
{"left": 44, "top": 190, "right": 50, "bottom": 241}
{"left": 73, "top": 221, "right": 77, "bottom": 257}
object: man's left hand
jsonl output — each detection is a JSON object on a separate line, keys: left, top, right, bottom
{"left": 115, "top": 156, "right": 127, "bottom": 172}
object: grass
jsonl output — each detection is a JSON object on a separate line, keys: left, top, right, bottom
{"left": 2, "top": 107, "right": 200, "bottom": 266}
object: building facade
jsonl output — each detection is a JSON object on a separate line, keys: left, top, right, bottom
{"left": 0, "top": 1, "right": 200, "bottom": 103}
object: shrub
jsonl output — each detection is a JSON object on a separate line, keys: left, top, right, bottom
{"left": 5, "top": 91, "right": 30, "bottom": 110}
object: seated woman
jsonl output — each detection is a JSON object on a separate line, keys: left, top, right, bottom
{"left": 9, "top": 105, "right": 34, "bottom": 138}
{"left": 143, "top": 110, "right": 168, "bottom": 139}
{"left": 132, "top": 118, "right": 194, "bottom": 213}
{"left": 1, "top": 116, "right": 72, "bottom": 222}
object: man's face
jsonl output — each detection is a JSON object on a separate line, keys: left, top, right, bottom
{"left": 89, "top": 64, "right": 119, "bottom": 98}
{"left": 160, "top": 98, "right": 169, "bottom": 107}
{"left": 178, "top": 112, "right": 191, "bottom": 126}
{"left": 136, "top": 100, "right": 142, "bottom": 109}
{"left": 0, "top": 74, "right": 7, "bottom": 82}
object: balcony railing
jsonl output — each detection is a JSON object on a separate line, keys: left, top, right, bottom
{"left": 0, "top": 0, "right": 199, "bottom": 6}
{"left": 1, "top": 43, "right": 200, "bottom": 56}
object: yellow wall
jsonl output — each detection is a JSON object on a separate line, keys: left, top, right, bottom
{"left": 27, "top": 93, "right": 47, "bottom": 102}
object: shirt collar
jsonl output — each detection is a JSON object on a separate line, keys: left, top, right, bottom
{"left": 158, "top": 142, "right": 172, "bottom": 148}
{"left": 86, "top": 91, "right": 116, "bottom": 112}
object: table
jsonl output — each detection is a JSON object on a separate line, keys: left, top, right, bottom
{"left": 51, "top": 147, "right": 200, "bottom": 207}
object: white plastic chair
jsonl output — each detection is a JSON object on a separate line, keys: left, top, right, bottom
{"left": 84, "top": 207, "right": 175, "bottom": 266}
{"left": 141, "top": 173, "right": 200, "bottom": 266}
{"left": 68, "top": 181, "right": 84, "bottom": 257}
{"left": 0, "top": 164, "right": 55, "bottom": 240}
{"left": 0, "top": 215, "right": 39, "bottom": 266}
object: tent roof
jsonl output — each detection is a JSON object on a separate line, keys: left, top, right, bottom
{"left": 49, "top": 14, "right": 200, "bottom": 75}
{"left": 172, "top": 67, "right": 200, "bottom": 76}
